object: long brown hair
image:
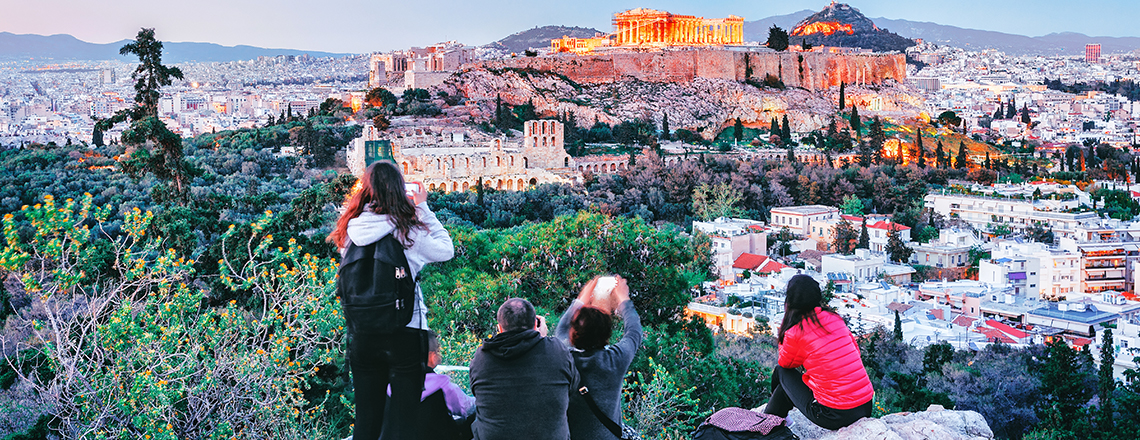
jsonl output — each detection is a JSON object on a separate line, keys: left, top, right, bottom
{"left": 327, "top": 161, "right": 425, "bottom": 248}
{"left": 777, "top": 274, "right": 839, "bottom": 344}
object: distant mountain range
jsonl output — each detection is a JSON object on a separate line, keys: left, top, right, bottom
{"left": 741, "top": 10, "right": 1140, "bottom": 56}
{"left": 0, "top": 32, "right": 349, "bottom": 63}
{"left": 486, "top": 26, "right": 602, "bottom": 54}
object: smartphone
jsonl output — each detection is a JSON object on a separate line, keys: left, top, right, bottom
{"left": 405, "top": 182, "right": 420, "bottom": 200}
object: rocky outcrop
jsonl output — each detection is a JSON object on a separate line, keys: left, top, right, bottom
{"left": 472, "top": 50, "right": 906, "bottom": 91}
{"left": 784, "top": 404, "right": 994, "bottom": 440}
{"left": 440, "top": 65, "right": 924, "bottom": 139}
{"left": 791, "top": 3, "right": 916, "bottom": 53}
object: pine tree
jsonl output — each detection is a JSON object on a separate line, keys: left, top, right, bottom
{"left": 766, "top": 25, "right": 789, "bottom": 51}
{"left": 850, "top": 105, "right": 861, "bottom": 139}
{"left": 92, "top": 28, "right": 191, "bottom": 199}
{"left": 734, "top": 117, "right": 743, "bottom": 142}
{"left": 859, "top": 217, "right": 870, "bottom": 249}
{"left": 839, "top": 81, "right": 846, "bottom": 111}
{"left": 1021, "top": 105, "right": 1032, "bottom": 125}
{"left": 956, "top": 141, "right": 968, "bottom": 169}
{"left": 1007, "top": 97, "right": 1017, "bottom": 119}
{"left": 886, "top": 226, "right": 913, "bottom": 263}
{"left": 893, "top": 310, "right": 903, "bottom": 342}
{"left": 661, "top": 112, "right": 670, "bottom": 140}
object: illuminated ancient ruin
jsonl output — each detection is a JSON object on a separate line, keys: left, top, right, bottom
{"left": 552, "top": 8, "right": 744, "bottom": 54}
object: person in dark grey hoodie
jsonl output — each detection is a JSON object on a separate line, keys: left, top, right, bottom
{"left": 469, "top": 298, "right": 579, "bottom": 440}
{"left": 556, "top": 276, "right": 643, "bottom": 440}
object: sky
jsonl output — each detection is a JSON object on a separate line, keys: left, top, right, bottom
{"left": 1, "top": 0, "right": 1138, "bottom": 54}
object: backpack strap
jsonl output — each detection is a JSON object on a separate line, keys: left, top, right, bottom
{"left": 579, "top": 386, "right": 624, "bottom": 438}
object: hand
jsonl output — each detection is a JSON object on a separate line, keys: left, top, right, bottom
{"left": 535, "top": 315, "right": 548, "bottom": 337}
{"left": 408, "top": 182, "right": 427, "bottom": 205}
{"left": 578, "top": 277, "right": 600, "bottom": 306}
{"left": 606, "top": 275, "right": 631, "bottom": 313}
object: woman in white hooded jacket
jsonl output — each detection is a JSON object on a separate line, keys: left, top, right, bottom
{"left": 328, "top": 161, "right": 454, "bottom": 440}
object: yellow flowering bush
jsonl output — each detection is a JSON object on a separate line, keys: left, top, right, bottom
{"left": 1, "top": 196, "right": 346, "bottom": 439}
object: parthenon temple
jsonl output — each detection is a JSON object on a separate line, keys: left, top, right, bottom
{"left": 613, "top": 8, "right": 743, "bottom": 46}
{"left": 552, "top": 8, "right": 744, "bottom": 54}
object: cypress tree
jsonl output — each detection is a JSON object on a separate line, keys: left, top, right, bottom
{"left": 734, "top": 117, "right": 743, "bottom": 142}
{"left": 839, "top": 81, "right": 846, "bottom": 111}
{"left": 956, "top": 141, "right": 968, "bottom": 169}
{"left": 859, "top": 217, "right": 870, "bottom": 249}
{"left": 914, "top": 127, "right": 925, "bottom": 167}
{"left": 850, "top": 105, "right": 861, "bottom": 139}
{"left": 936, "top": 140, "right": 945, "bottom": 168}
{"left": 1098, "top": 328, "right": 1115, "bottom": 431}
{"left": 985, "top": 151, "right": 992, "bottom": 169}
{"left": 1007, "top": 97, "right": 1017, "bottom": 119}
{"left": 495, "top": 94, "right": 503, "bottom": 127}
{"left": 993, "top": 103, "right": 1004, "bottom": 120}
{"left": 771, "top": 117, "right": 780, "bottom": 143}
{"left": 781, "top": 114, "right": 792, "bottom": 141}
{"left": 893, "top": 310, "right": 903, "bottom": 342}
{"left": 661, "top": 112, "right": 670, "bottom": 140}
{"left": 476, "top": 177, "right": 484, "bottom": 206}
{"left": 787, "top": 145, "right": 796, "bottom": 162}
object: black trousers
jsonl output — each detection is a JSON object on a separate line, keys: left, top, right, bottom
{"left": 763, "top": 365, "right": 872, "bottom": 431}
{"left": 349, "top": 327, "right": 428, "bottom": 440}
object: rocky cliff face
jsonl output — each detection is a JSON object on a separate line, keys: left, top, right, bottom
{"left": 784, "top": 405, "right": 994, "bottom": 440}
{"left": 440, "top": 65, "right": 924, "bottom": 139}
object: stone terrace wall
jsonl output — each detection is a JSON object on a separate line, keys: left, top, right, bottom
{"left": 473, "top": 49, "right": 905, "bottom": 91}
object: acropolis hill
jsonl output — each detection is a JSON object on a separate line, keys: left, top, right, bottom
{"left": 477, "top": 49, "right": 905, "bottom": 91}
{"left": 492, "top": 7, "right": 907, "bottom": 91}
{"left": 437, "top": 7, "right": 919, "bottom": 139}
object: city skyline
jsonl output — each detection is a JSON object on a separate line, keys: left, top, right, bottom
{"left": 1, "top": 0, "right": 1139, "bottom": 55}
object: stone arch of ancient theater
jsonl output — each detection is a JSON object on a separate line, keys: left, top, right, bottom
{"left": 404, "top": 151, "right": 568, "bottom": 193}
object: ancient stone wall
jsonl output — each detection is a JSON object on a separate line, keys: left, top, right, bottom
{"left": 473, "top": 49, "right": 904, "bottom": 91}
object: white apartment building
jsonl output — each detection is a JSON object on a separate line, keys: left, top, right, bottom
{"left": 981, "top": 241, "right": 1080, "bottom": 301}
{"left": 770, "top": 205, "right": 839, "bottom": 237}
{"left": 692, "top": 217, "right": 768, "bottom": 281}
{"left": 823, "top": 249, "right": 886, "bottom": 282}
{"left": 910, "top": 228, "right": 983, "bottom": 268}
{"left": 924, "top": 192, "right": 1098, "bottom": 238}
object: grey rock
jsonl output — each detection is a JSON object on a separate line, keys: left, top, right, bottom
{"left": 762, "top": 404, "right": 993, "bottom": 440}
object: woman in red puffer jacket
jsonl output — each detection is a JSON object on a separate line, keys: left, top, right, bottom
{"left": 762, "top": 274, "right": 874, "bottom": 430}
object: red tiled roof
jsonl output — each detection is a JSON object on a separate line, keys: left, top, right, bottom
{"left": 758, "top": 259, "right": 788, "bottom": 273}
{"left": 748, "top": 224, "right": 765, "bottom": 231}
{"left": 986, "top": 319, "right": 1028, "bottom": 339}
{"left": 952, "top": 315, "right": 976, "bottom": 328}
{"left": 887, "top": 302, "right": 914, "bottom": 313}
{"left": 841, "top": 215, "right": 863, "bottom": 222}
{"left": 733, "top": 253, "right": 767, "bottom": 270}
{"left": 1070, "top": 337, "right": 1093, "bottom": 347}
{"left": 976, "top": 327, "right": 1017, "bottom": 344}
{"left": 930, "top": 308, "right": 945, "bottom": 321}
{"left": 868, "top": 220, "right": 910, "bottom": 231}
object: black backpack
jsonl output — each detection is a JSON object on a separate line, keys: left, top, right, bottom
{"left": 337, "top": 233, "right": 417, "bottom": 334}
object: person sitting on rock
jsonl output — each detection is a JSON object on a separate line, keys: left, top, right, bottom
{"left": 763, "top": 274, "right": 874, "bottom": 430}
